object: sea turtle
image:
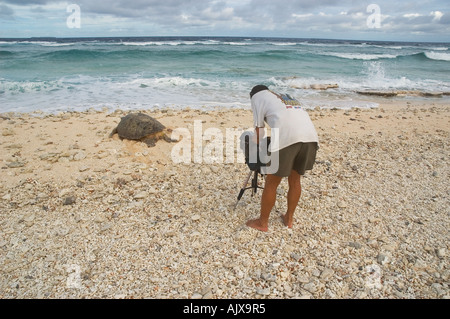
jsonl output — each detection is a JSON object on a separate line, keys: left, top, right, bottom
{"left": 109, "top": 112, "right": 174, "bottom": 147}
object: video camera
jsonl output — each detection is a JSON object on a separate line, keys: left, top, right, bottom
{"left": 242, "top": 133, "right": 271, "bottom": 172}
{"left": 234, "top": 133, "right": 271, "bottom": 209}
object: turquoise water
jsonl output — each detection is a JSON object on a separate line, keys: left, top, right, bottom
{"left": 0, "top": 37, "right": 449, "bottom": 113}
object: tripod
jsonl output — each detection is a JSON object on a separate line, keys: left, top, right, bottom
{"left": 233, "top": 168, "right": 265, "bottom": 210}
{"left": 233, "top": 135, "right": 270, "bottom": 210}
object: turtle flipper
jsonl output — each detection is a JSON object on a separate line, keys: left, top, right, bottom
{"left": 109, "top": 127, "right": 118, "bottom": 138}
{"left": 163, "top": 133, "right": 176, "bottom": 143}
{"left": 142, "top": 137, "right": 157, "bottom": 147}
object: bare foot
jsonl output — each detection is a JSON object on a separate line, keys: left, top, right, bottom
{"left": 246, "top": 219, "right": 268, "bottom": 232}
{"left": 281, "top": 214, "right": 293, "bottom": 228}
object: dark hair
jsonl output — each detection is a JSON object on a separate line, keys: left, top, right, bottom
{"left": 250, "top": 85, "right": 269, "bottom": 98}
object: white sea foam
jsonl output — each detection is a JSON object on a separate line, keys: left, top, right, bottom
{"left": 0, "top": 75, "right": 250, "bottom": 113}
{"left": 121, "top": 40, "right": 226, "bottom": 46}
{"left": 425, "top": 51, "right": 450, "bottom": 61}
{"left": 122, "top": 41, "right": 182, "bottom": 46}
{"left": 271, "top": 42, "right": 298, "bottom": 46}
{"left": 40, "top": 43, "right": 75, "bottom": 47}
{"left": 319, "top": 52, "right": 398, "bottom": 60}
{"left": 0, "top": 41, "right": 77, "bottom": 47}
{"left": 299, "top": 42, "right": 345, "bottom": 47}
{"left": 143, "top": 76, "right": 216, "bottom": 88}
{"left": 268, "top": 58, "right": 450, "bottom": 94}
{"left": 425, "top": 47, "right": 448, "bottom": 51}
{"left": 223, "top": 42, "right": 252, "bottom": 46}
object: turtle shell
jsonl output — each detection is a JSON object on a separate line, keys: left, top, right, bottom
{"left": 115, "top": 113, "right": 166, "bottom": 140}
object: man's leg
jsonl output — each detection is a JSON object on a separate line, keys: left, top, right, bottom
{"left": 282, "top": 170, "right": 301, "bottom": 228}
{"left": 246, "top": 174, "right": 282, "bottom": 232}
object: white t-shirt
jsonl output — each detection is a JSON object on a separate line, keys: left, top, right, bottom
{"left": 251, "top": 90, "right": 319, "bottom": 152}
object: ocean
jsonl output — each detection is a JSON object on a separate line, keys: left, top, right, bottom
{"left": 0, "top": 36, "right": 449, "bottom": 114}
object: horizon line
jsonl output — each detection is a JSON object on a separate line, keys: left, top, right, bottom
{"left": 0, "top": 35, "right": 449, "bottom": 44}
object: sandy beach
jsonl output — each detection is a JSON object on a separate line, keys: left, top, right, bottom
{"left": 0, "top": 99, "right": 449, "bottom": 299}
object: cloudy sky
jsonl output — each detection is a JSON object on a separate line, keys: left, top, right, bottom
{"left": 0, "top": 0, "right": 449, "bottom": 42}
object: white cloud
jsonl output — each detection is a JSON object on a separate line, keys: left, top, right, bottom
{"left": 403, "top": 13, "right": 422, "bottom": 18}
{"left": 431, "top": 10, "right": 443, "bottom": 21}
{"left": 291, "top": 13, "right": 313, "bottom": 19}
{"left": 201, "top": 7, "right": 234, "bottom": 20}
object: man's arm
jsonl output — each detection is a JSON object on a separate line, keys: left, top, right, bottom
{"left": 255, "top": 127, "right": 264, "bottom": 144}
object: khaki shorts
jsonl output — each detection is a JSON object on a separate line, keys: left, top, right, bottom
{"left": 265, "top": 142, "right": 318, "bottom": 177}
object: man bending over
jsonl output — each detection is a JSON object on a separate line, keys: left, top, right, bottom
{"left": 246, "top": 85, "right": 319, "bottom": 232}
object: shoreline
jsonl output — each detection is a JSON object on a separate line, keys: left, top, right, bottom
{"left": 0, "top": 99, "right": 449, "bottom": 299}
{"left": 2, "top": 86, "right": 450, "bottom": 117}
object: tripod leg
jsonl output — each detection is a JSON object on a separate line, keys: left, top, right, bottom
{"left": 240, "top": 171, "right": 253, "bottom": 195}
{"left": 252, "top": 170, "right": 258, "bottom": 196}
{"left": 233, "top": 171, "right": 253, "bottom": 210}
